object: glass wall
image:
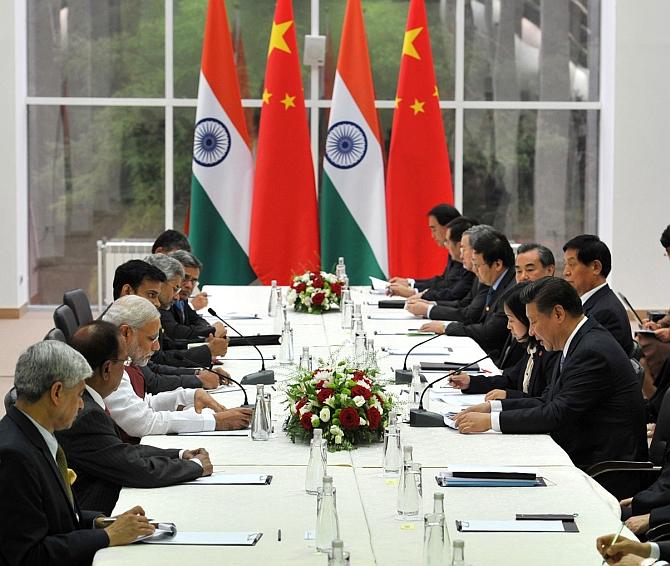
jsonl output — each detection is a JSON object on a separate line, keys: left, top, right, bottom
{"left": 26, "top": 0, "right": 601, "bottom": 303}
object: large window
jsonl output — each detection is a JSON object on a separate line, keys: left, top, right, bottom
{"left": 26, "top": 0, "right": 602, "bottom": 303}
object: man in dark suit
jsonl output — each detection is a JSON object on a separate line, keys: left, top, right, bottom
{"left": 388, "top": 203, "right": 461, "bottom": 297}
{"left": 57, "top": 321, "right": 212, "bottom": 515}
{"left": 563, "top": 234, "right": 634, "bottom": 355}
{"left": 454, "top": 277, "right": 647, "bottom": 468}
{"left": 0, "top": 341, "right": 153, "bottom": 565}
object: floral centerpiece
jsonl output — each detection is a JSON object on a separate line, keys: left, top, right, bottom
{"left": 288, "top": 271, "right": 346, "bottom": 314}
{"left": 283, "top": 362, "right": 394, "bottom": 451}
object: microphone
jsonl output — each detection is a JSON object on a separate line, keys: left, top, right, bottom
{"left": 409, "top": 354, "right": 490, "bottom": 428}
{"left": 172, "top": 353, "right": 251, "bottom": 407}
{"left": 207, "top": 308, "right": 275, "bottom": 385}
{"left": 395, "top": 333, "right": 443, "bottom": 384}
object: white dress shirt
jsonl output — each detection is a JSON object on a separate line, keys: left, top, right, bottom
{"left": 490, "top": 316, "right": 589, "bottom": 432}
{"left": 105, "top": 370, "right": 216, "bottom": 437}
{"left": 579, "top": 281, "right": 608, "bottom": 305}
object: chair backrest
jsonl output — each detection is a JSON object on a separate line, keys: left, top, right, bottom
{"left": 630, "top": 340, "right": 643, "bottom": 362}
{"left": 44, "top": 328, "right": 67, "bottom": 342}
{"left": 63, "top": 289, "right": 93, "bottom": 326}
{"left": 3, "top": 387, "right": 16, "bottom": 413}
{"left": 631, "top": 358, "right": 645, "bottom": 388}
{"left": 650, "top": 387, "right": 670, "bottom": 464}
{"left": 53, "top": 304, "right": 79, "bottom": 342}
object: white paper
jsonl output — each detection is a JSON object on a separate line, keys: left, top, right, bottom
{"left": 446, "top": 465, "right": 538, "bottom": 476}
{"left": 184, "top": 473, "right": 269, "bottom": 485}
{"left": 177, "top": 429, "right": 250, "bottom": 437}
{"left": 385, "top": 347, "right": 453, "bottom": 356}
{"left": 142, "top": 531, "right": 262, "bottom": 545}
{"left": 458, "top": 520, "right": 565, "bottom": 532}
{"left": 368, "top": 311, "right": 418, "bottom": 320}
{"left": 369, "top": 276, "right": 389, "bottom": 290}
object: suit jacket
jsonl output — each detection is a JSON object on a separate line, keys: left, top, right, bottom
{"left": 153, "top": 328, "right": 213, "bottom": 368}
{"left": 414, "top": 258, "right": 450, "bottom": 292}
{"left": 495, "top": 333, "right": 526, "bottom": 371}
{"left": 141, "top": 362, "right": 202, "bottom": 394}
{"left": 465, "top": 344, "right": 559, "bottom": 399}
{"left": 0, "top": 407, "right": 109, "bottom": 566}
{"left": 429, "top": 278, "right": 490, "bottom": 324}
{"left": 56, "top": 391, "right": 203, "bottom": 515}
{"left": 443, "top": 269, "right": 516, "bottom": 361}
{"left": 422, "top": 261, "right": 475, "bottom": 303}
{"left": 161, "top": 303, "right": 215, "bottom": 341}
{"left": 582, "top": 284, "right": 634, "bottom": 356}
{"left": 499, "top": 318, "right": 647, "bottom": 467}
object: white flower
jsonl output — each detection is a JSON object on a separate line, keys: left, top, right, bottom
{"left": 359, "top": 417, "right": 367, "bottom": 426}
{"left": 287, "top": 289, "right": 297, "bottom": 303}
{"left": 357, "top": 380, "right": 371, "bottom": 390}
{"left": 330, "top": 424, "right": 343, "bottom": 437}
{"left": 299, "top": 402, "right": 312, "bottom": 416}
{"left": 353, "top": 395, "right": 366, "bottom": 407}
{"left": 335, "top": 435, "right": 343, "bottom": 445}
{"left": 304, "top": 297, "right": 312, "bottom": 306}
{"left": 376, "top": 391, "right": 386, "bottom": 402}
{"left": 339, "top": 393, "right": 349, "bottom": 403}
{"left": 311, "top": 414, "right": 320, "bottom": 427}
{"left": 325, "top": 396, "right": 337, "bottom": 408}
{"left": 320, "top": 407, "right": 330, "bottom": 422}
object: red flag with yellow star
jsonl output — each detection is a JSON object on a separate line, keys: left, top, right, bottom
{"left": 249, "top": 0, "right": 319, "bottom": 284}
{"left": 386, "top": 0, "right": 454, "bottom": 279}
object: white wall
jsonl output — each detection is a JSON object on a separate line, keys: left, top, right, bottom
{"left": 610, "top": 0, "right": 670, "bottom": 310}
{"left": 0, "top": 0, "right": 28, "bottom": 311}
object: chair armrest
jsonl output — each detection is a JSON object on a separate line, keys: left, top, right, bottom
{"left": 586, "top": 460, "right": 660, "bottom": 478}
{"left": 647, "top": 522, "right": 670, "bottom": 542}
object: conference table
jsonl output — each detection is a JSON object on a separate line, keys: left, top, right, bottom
{"left": 93, "top": 285, "right": 630, "bottom": 565}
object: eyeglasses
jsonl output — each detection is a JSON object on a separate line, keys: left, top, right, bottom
{"left": 109, "top": 356, "right": 132, "bottom": 366}
{"left": 183, "top": 275, "right": 199, "bottom": 286}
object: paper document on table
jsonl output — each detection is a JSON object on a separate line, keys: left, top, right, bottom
{"left": 142, "top": 532, "right": 263, "bottom": 546}
{"left": 385, "top": 347, "right": 453, "bottom": 356}
{"left": 456, "top": 520, "right": 567, "bottom": 532}
{"left": 368, "top": 311, "right": 418, "bottom": 320}
{"left": 369, "top": 276, "right": 389, "bottom": 290}
{"left": 184, "top": 473, "right": 272, "bottom": 485}
{"left": 447, "top": 465, "right": 539, "bottom": 477}
{"left": 177, "top": 429, "right": 249, "bottom": 437}
{"left": 203, "top": 312, "right": 260, "bottom": 321}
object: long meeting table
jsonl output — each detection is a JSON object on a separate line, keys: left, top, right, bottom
{"left": 93, "top": 286, "right": 630, "bottom": 565}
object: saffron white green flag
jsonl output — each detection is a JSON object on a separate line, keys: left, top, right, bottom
{"left": 320, "top": 0, "right": 387, "bottom": 283}
{"left": 189, "top": 0, "right": 255, "bottom": 284}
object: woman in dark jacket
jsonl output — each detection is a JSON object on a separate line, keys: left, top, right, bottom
{"left": 449, "top": 282, "right": 559, "bottom": 399}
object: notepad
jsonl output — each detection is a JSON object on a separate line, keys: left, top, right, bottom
{"left": 184, "top": 473, "right": 272, "bottom": 485}
{"left": 369, "top": 276, "right": 389, "bottom": 290}
{"left": 385, "top": 347, "right": 454, "bottom": 356}
{"left": 456, "top": 520, "right": 568, "bottom": 532}
{"left": 367, "top": 311, "right": 418, "bottom": 320}
{"left": 177, "top": 429, "right": 250, "bottom": 437}
{"left": 142, "top": 532, "right": 263, "bottom": 546}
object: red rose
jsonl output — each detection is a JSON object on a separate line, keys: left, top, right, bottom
{"left": 300, "top": 412, "right": 313, "bottom": 430}
{"left": 317, "top": 388, "right": 334, "bottom": 403}
{"left": 312, "top": 275, "right": 324, "bottom": 289}
{"left": 315, "top": 380, "right": 325, "bottom": 389}
{"left": 376, "top": 393, "right": 384, "bottom": 406}
{"left": 339, "top": 407, "right": 360, "bottom": 430}
{"left": 351, "top": 385, "right": 371, "bottom": 400}
{"left": 312, "top": 292, "right": 325, "bottom": 306}
{"left": 331, "top": 282, "right": 343, "bottom": 296}
{"left": 353, "top": 370, "right": 366, "bottom": 381}
{"left": 367, "top": 407, "right": 382, "bottom": 430}
{"left": 294, "top": 282, "right": 306, "bottom": 293}
{"left": 295, "top": 396, "right": 308, "bottom": 412}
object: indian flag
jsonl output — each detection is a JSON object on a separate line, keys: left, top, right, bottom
{"left": 189, "top": 0, "right": 256, "bottom": 284}
{"left": 320, "top": 0, "right": 387, "bottom": 284}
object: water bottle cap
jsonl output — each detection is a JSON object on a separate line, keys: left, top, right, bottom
{"left": 454, "top": 540, "right": 464, "bottom": 548}
{"left": 403, "top": 445, "right": 413, "bottom": 455}
{"left": 338, "top": 257, "right": 344, "bottom": 263}
{"left": 256, "top": 384, "right": 264, "bottom": 394}
{"left": 332, "top": 539, "right": 344, "bottom": 549}
{"left": 434, "top": 492, "right": 444, "bottom": 501}
{"left": 271, "top": 279, "right": 277, "bottom": 286}
{"left": 313, "top": 428, "right": 323, "bottom": 439}
{"left": 322, "top": 475, "right": 333, "bottom": 486}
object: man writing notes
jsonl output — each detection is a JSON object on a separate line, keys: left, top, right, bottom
{"left": 454, "top": 277, "right": 647, "bottom": 467}
{"left": 0, "top": 341, "right": 154, "bottom": 565}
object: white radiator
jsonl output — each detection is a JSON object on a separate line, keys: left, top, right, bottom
{"left": 96, "top": 239, "right": 154, "bottom": 312}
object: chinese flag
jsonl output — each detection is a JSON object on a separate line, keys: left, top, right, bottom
{"left": 250, "top": 0, "right": 319, "bottom": 284}
{"left": 386, "top": 0, "right": 454, "bottom": 279}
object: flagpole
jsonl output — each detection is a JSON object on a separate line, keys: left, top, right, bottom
{"left": 310, "top": 0, "right": 320, "bottom": 193}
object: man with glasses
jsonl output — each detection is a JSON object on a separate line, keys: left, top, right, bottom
{"left": 102, "top": 295, "right": 252, "bottom": 441}
{"left": 56, "top": 321, "right": 213, "bottom": 515}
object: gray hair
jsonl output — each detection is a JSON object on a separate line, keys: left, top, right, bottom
{"left": 463, "top": 224, "right": 495, "bottom": 248}
{"left": 102, "top": 295, "right": 160, "bottom": 329}
{"left": 168, "top": 249, "right": 203, "bottom": 270}
{"left": 516, "top": 242, "right": 556, "bottom": 268}
{"left": 143, "top": 253, "right": 185, "bottom": 280}
{"left": 15, "top": 341, "right": 91, "bottom": 402}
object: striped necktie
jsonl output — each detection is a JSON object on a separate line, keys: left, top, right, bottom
{"left": 55, "top": 445, "right": 74, "bottom": 506}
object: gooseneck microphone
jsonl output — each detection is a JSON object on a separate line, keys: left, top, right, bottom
{"left": 395, "top": 333, "right": 443, "bottom": 384}
{"left": 208, "top": 308, "right": 275, "bottom": 385}
{"left": 409, "top": 354, "right": 490, "bottom": 427}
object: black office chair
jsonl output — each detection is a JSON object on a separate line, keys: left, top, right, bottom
{"left": 3, "top": 387, "right": 16, "bottom": 413}
{"left": 632, "top": 358, "right": 646, "bottom": 389}
{"left": 647, "top": 522, "right": 670, "bottom": 542}
{"left": 53, "top": 304, "right": 78, "bottom": 342}
{"left": 63, "top": 289, "right": 93, "bottom": 326}
{"left": 630, "top": 340, "right": 643, "bottom": 362}
{"left": 43, "top": 328, "right": 67, "bottom": 342}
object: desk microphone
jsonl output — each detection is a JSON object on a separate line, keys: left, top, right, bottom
{"left": 409, "top": 354, "right": 490, "bottom": 427}
{"left": 395, "top": 333, "right": 443, "bottom": 384}
{"left": 171, "top": 352, "right": 251, "bottom": 407}
{"left": 207, "top": 308, "right": 275, "bottom": 385}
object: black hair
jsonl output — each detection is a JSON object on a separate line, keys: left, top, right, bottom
{"left": 661, "top": 225, "right": 670, "bottom": 249}
{"left": 152, "top": 229, "right": 192, "bottom": 254}
{"left": 516, "top": 243, "right": 555, "bottom": 268}
{"left": 70, "top": 321, "right": 122, "bottom": 372}
{"left": 501, "top": 282, "right": 535, "bottom": 345}
{"left": 472, "top": 229, "right": 514, "bottom": 268}
{"left": 445, "top": 216, "right": 479, "bottom": 243}
{"left": 562, "top": 234, "right": 611, "bottom": 277}
{"left": 427, "top": 203, "right": 461, "bottom": 226}
{"left": 112, "top": 260, "right": 166, "bottom": 300}
{"left": 520, "top": 276, "right": 583, "bottom": 317}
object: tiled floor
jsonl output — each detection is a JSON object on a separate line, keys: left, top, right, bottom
{"left": 0, "top": 309, "right": 54, "bottom": 418}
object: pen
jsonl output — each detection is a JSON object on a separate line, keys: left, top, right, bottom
{"left": 277, "top": 528, "right": 281, "bottom": 542}
{"left": 601, "top": 522, "right": 624, "bottom": 565}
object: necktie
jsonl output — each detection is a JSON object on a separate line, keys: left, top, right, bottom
{"left": 522, "top": 345, "right": 537, "bottom": 394}
{"left": 55, "top": 445, "right": 74, "bottom": 506}
{"left": 176, "top": 300, "right": 186, "bottom": 324}
{"left": 559, "top": 354, "right": 566, "bottom": 372}
{"left": 484, "top": 287, "right": 494, "bottom": 314}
